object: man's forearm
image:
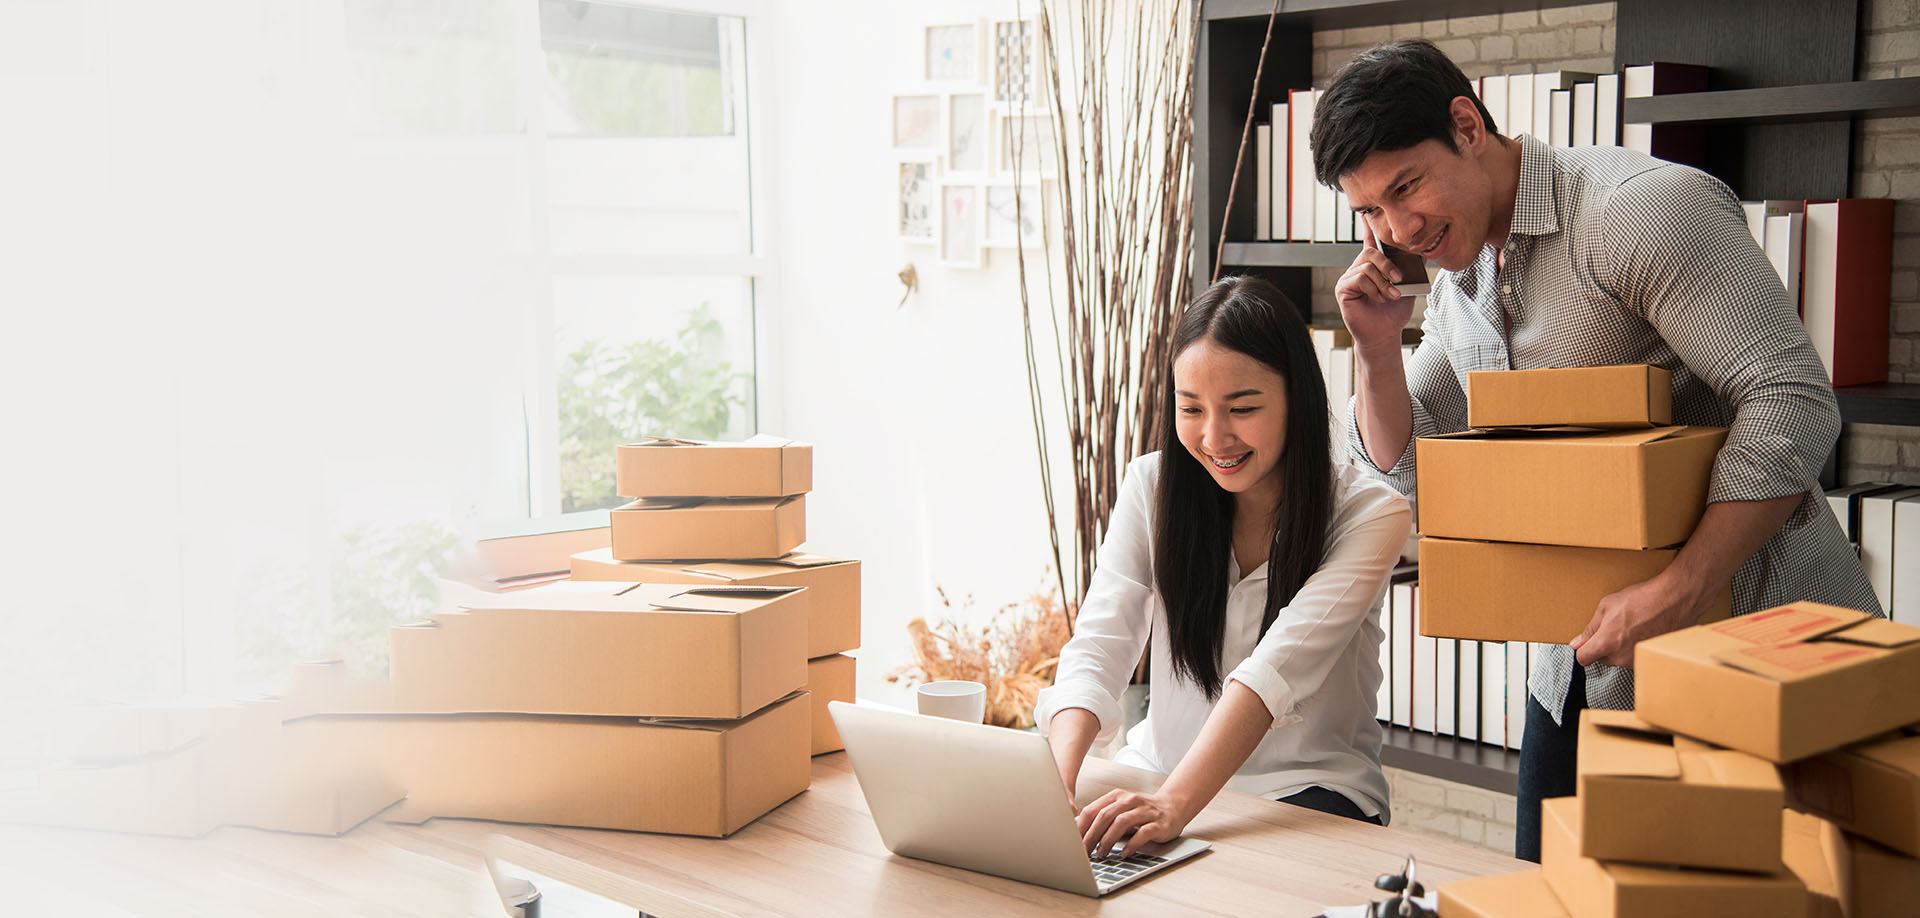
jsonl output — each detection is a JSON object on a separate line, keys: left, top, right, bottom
{"left": 1354, "top": 342, "right": 1414, "bottom": 471}
{"left": 1660, "top": 493, "right": 1804, "bottom": 616}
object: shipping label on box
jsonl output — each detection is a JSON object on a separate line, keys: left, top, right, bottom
{"left": 1467, "top": 364, "right": 1673, "bottom": 429}
{"left": 1419, "top": 538, "right": 1730, "bottom": 643}
{"left": 1540, "top": 797, "right": 1805, "bottom": 918}
{"left": 1574, "top": 709, "right": 1783, "bottom": 873}
{"left": 372, "top": 692, "right": 811, "bottom": 837}
{"left": 1636, "top": 603, "right": 1920, "bottom": 762}
{"left": 1414, "top": 425, "right": 1726, "bottom": 549}
{"left": 616, "top": 434, "right": 812, "bottom": 499}
{"left": 570, "top": 549, "right": 861, "bottom": 658}
{"left": 1437, "top": 870, "right": 1572, "bottom": 918}
{"left": 806, "top": 653, "right": 856, "bottom": 756}
{"left": 610, "top": 495, "right": 805, "bottom": 561}
{"left": 392, "top": 581, "right": 809, "bottom": 719}
{"left": 1785, "top": 729, "right": 1920, "bottom": 857}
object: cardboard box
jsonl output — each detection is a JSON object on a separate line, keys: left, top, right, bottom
{"left": 1782, "top": 809, "right": 1920, "bottom": 918}
{"left": 1574, "top": 709, "right": 1783, "bottom": 872}
{"left": 1636, "top": 603, "right": 1920, "bottom": 762}
{"left": 1467, "top": 365, "right": 1673, "bottom": 429}
{"left": 1414, "top": 426, "right": 1727, "bottom": 549}
{"left": 1, "top": 711, "right": 399, "bottom": 838}
{"left": 1437, "top": 870, "right": 1571, "bottom": 918}
{"left": 615, "top": 434, "right": 812, "bottom": 499}
{"left": 1540, "top": 797, "right": 1805, "bottom": 918}
{"left": 807, "top": 653, "right": 856, "bottom": 755}
{"left": 610, "top": 495, "right": 805, "bottom": 561}
{"left": 1785, "top": 729, "right": 1920, "bottom": 857}
{"left": 375, "top": 692, "right": 810, "bottom": 837}
{"left": 392, "top": 581, "right": 808, "bottom": 720}
{"left": 569, "top": 549, "right": 861, "bottom": 658}
{"left": 1418, "top": 538, "right": 1731, "bottom": 643}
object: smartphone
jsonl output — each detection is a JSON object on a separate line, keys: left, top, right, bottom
{"left": 1380, "top": 245, "right": 1432, "bottom": 297}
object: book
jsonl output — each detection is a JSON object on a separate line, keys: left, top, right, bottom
{"left": 1532, "top": 70, "right": 1595, "bottom": 141}
{"left": 1549, "top": 88, "right": 1572, "bottom": 147}
{"left": 1411, "top": 581, "right": 1435, "bottom": 733}
{"left": 1763, "top": 212, "right": 1805, "bottom": 315}
{"left": 1391, "top": 578, "right": 1413, "bottom": 728}
{"left": 1802, "top": 198, "right": 1895, "bottom": 386}
{"left": 1481, "top": 74, "right": 1509, "bottom": 136}
{"left": 1506, "top": 73, "right": 1534, "bottom": 142}
{"left": 1270, "top": 102, "right": 1289, "bottom": 241}
{"left": 1897, "top": 495, "right": 1920, "bottom": 626}
{"left": 1572, "top": 81, "right": 1596, "bottom": 146}
{"left": 1594, "top": 72, "right": 1621, "bottom": 146}
{"left": 1289, "top": 88, "right": 1316, "bottom": 242}
{"left": 1314, "top": 91, "right": 1337, "bottom": 242}
{"left": 1507, "top": 638, "right": 1528, "bottom": 750}
{"left": 1826, "top": 482, "right": 1903, "bottom": 542}
{"left": 1621, "top": 62, "right": 1709, "bottom": 165}
{"left": 1328, "top": 346, "right": 1356, "bottom": 459}
{"left": 1860, "top": 487, "right": 1920, "bottom": 615}
{"left": 1457, "top": 639, "right": 1481, "bottom": 742}
{"left": 1480, "top": 640, "right": 1506, "bottom": 747}
{"left": 1436, "top": 635, "right": 1457, "bottom": 736}
{"left": 1741, "top": 202, "right": 1767, "bottom": 247}
{"left": 1256, "top": 123, "right": 1272, "bottom": 240}
{"left": 1335, "top": 189, "right": 1355, "bottom": 243}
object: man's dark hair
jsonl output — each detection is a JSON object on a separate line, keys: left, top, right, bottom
{"left": 1310, "top": 39, "right": 1498, "bottom": 188}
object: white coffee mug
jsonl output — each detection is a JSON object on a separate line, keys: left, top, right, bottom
{"left": 916, "top": 680, "right": 987, "bottom": 723}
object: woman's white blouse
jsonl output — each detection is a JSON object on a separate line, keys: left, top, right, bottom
{"left": 1033, "top": 452, "right": 1412, "bottom": 821}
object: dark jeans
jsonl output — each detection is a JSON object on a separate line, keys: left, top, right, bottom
{"left": 1278, "top": 785, "right": 1384, "bottom": 826}
{"left": 1515, "top": 665, "right": 1588, "bottom": 862}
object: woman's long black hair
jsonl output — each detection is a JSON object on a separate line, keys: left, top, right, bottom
{"left": 1152, "top": 275, "right": 1335, "bottom": 700}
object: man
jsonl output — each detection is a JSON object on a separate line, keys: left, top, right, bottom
{"left": 1311, "top": 40, "right": 1880, "bottom": 861}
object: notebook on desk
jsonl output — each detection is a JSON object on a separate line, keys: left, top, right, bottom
{"left": 828, "top": 701, "right": 1210, "bottom": 897}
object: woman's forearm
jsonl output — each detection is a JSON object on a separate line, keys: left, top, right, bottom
{"left": 1154, "top": 680, "right": 1274, "bottom": 823}
{"left": 1048, "top": 707, "right": 1101, "bottom": 798}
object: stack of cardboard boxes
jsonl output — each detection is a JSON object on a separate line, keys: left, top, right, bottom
{"left": 367, "top": 434, "right": 848, "bottom": 835}
{"left": 571, "top": 435, "right": 861, "bottom": 757}
{"left": 1417, "top": 365, "right": 1732, "bottom": 643}
{"left": 1441, "top": 602, "right": 1920, "bottom": 917}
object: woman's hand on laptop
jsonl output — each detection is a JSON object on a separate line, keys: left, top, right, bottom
{"left": 1077, "top": 789, "right": 1194, "bottom": 859}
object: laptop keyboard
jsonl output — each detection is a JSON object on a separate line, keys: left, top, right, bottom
{"left": 1090, "top": 851, "right": 1167, "bottom": 888}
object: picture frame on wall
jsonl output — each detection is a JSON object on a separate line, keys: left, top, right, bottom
{"left": 998, "top": 113, "right": 1056, "bottom": 178}
{"left": 892, "top": 94, "right": 941, "bottom": 151}
{"left": 924, "top": 21, "right": 984, "bottom": 83}
{"left": 947, "top": 92, "right": 988, "bottom": 174}
{"left": 938, "top": 182, "right": 984, "bottom": 268}
{"left": 983, "top": 183, "right": 1043, "bottom": 248}
{"left": 990, "top": 19, "right": 1044, "bottom": 108}
{"left": 899, "top": 160, "right": 937, "bottom": 243}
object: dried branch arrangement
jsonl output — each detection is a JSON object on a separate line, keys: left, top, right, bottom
{"left": 1014, "top": 0, "right": 1200, "bottom": 615}
{"left": 887, "top": 584, "right": 1073, "bottom": 729}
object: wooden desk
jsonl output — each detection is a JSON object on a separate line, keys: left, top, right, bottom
{"left": 0, "top": 753, "right": 1524, "bottom": 916}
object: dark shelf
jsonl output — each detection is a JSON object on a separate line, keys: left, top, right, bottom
{"left": 1379, "top": 725, "right": 1519, "bottom": 794}
{"left": 1836, "top": 383, "right": 1920, "bottom": 428}
{"left": 1221, "top": 241, "right": 1364, "bottom": 267}
{"left": 1623, "top": 77, "right": 1920, "bottom": 126}
{"left": 1201, "top": 0, "right": 1592, "bottom": 28}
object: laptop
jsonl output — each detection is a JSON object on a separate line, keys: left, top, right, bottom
{"left": 827, "top": 700, "right": 1211, "bottom": 897}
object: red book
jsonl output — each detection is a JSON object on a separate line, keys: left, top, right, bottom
{"left": 1802, "top": 198, "right": 1894, "bottom": 387}
{"left": 1621, "top": 62, "right": 1709, "bottom": 167}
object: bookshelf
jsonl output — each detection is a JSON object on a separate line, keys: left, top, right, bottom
{"left": 1188, "top": 0, "right": 1910, "bottom": 787}
{"left": 1194, "top": 0, "right": 1920, "bottom": 431}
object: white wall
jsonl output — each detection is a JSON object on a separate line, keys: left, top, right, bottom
{"left": 765, "top": 1, "right": 1074, "bottom": 705}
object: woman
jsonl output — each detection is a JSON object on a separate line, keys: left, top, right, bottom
{"left": 1035, "top": 275, "right": 1411, "bottom": 858}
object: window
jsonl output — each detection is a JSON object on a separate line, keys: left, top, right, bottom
{"left": 0, "top": 0, "right": 770, "bottom": 754}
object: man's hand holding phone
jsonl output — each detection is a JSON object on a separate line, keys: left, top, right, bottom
{"left": 1335, "top": 221, "right": 1425, "bottom": 351}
